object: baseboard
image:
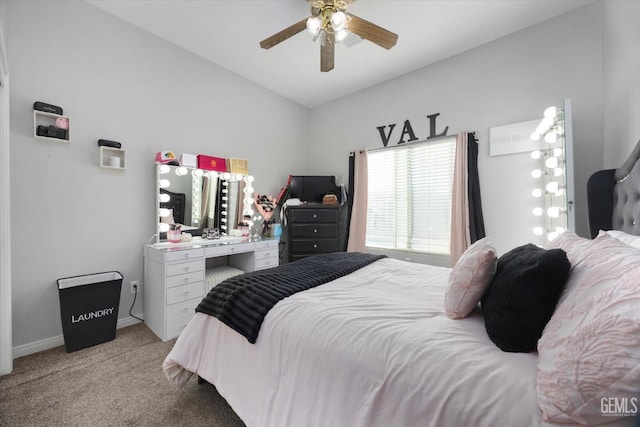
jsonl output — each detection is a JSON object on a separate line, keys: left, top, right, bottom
{"left": 12, "top": 314, "right": 144, "bottom": 359}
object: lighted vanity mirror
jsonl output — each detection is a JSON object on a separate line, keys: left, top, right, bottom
{"left": 156, "top": 164, "right": 256, "bottom": 243}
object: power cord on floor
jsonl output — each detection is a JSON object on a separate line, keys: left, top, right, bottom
{"left": 129, "top": 284, "right": 143, "bottom": 322}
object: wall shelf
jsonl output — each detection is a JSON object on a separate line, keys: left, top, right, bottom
{"left": 33, "top": 110, "right": 70, "bottom": 142}
{"left": 99, "top": 146, "right": 127, "bottom": 170}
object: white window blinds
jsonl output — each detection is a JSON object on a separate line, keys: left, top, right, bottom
{"left": 366, "top": 136, "right": 456, "bottom": 255}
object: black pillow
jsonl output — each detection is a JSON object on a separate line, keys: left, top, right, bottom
{"left": 480, "top": 244, "right": 570, "bottom": 353}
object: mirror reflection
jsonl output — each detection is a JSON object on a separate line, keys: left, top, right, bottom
{"left": 156, "top": 165, "right": 255, "bottom": 242}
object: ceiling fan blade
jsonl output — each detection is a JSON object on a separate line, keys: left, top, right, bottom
{"left": 320, "top": 34, "right": 335, "bottom": 72}
{"left": 346, "top": 13, "right": 398, "bottom": 50}
{"left": 260, "top": 18, "right": 308, "bottom": 49}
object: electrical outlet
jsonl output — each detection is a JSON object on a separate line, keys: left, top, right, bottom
{"left": 130, "top": 280, "right": 140, "bottom": 295}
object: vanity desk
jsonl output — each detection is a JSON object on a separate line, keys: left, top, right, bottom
{"left": 143, "top": 237, "right": 279, "bottom": 341}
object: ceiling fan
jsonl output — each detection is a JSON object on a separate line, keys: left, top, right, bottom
{"left": 260, "top": 0, "right": 398, "bottom": 72}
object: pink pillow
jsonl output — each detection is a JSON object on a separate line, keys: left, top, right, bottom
{"left": 445, "top": 237, "right": 497, "bottom": 319}
{"left": 537, "top": 231, "right": 640, "bottom": 424}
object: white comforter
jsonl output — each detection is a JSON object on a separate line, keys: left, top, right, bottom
{"left": 163, "top": 258, "right": 631, "bottom": 427}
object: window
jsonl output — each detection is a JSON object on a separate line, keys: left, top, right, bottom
{"left": 366, "top": 136, "right": 456, "bottom": 255}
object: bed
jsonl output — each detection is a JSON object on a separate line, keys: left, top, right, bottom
{"left": 163, "top": 141, "right": 640, "bottom": 427}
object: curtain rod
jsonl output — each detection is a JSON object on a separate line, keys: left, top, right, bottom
{"left": 352, "top": 131, "right": 477, "bottom": 155}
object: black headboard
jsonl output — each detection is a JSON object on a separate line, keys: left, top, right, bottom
{"left": 587, "top": 139, "right": 640, "bottom": 237}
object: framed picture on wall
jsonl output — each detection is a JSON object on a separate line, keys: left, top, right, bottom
{"left": 489, "top": 119, "right": 541, "bottom": 156}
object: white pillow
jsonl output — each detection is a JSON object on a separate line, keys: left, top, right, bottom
{"left": 536, "top": 231, "right": 640, "bottom": 424}
{"left": 606, "top": 229, "right": 640, "bottom": 249}
{"left": 444, "top": 237, "right": 497, "bottom": 319}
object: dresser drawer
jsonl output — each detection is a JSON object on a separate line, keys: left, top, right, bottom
{"left": 166, "top": 271, "right": 205, "bottom": 289}
{"left": 254, "top": 239, "right": 279, "bottom": 250}
{"left": 166, "top": 281, "right": 203, "bottom": 305}
{"left": 255, "top": 247, "right": 278, "bottom": 260}
{"left": 291, "top": 224, "right": 338, "bottom": 238}
{"left": 166, "top": 260, "right": 203, "bottom": 277}
{"left": 165, "top": 248, "right": 203, "bottom": 262}
{"left": 256, "top": 257, "right": 278, "bottom": 270}
{"left": 290, "top": 209, "right": 338, "bottom": 223}
{"left": 166, "top": 297, "right": 200, "bottom": 339}
{"left": 291, "top": 239, "right": 339, "bottom": 253}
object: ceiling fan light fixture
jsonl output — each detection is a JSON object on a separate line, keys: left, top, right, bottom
{"left": 330, "top": 11, "right": 347, "bottom": 32}
{"left": 334, "top": 28, "right": 349, "bottom": 42}
{"left": 306, "top": 16, "right": 322, "bottom": 35}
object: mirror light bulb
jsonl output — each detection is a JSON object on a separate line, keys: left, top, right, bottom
{"left": 245, "top": 175, "right": 255, "bottom": 183}
{"left": 159, "top": 223, "right": 170, "bottom": 232}
{"left": 533, "top": 207, "right": 543, "bottom": 216}
{"left": 545, "top": 157, "right": 559, "bottom": 168}
{"left": 192, "top": 169, "right": 203, "bottom": 177}
{"left": 159, "top": 193, "right": 170, "bottom": 203}
{"left": 546, "top": 181, "right": 560, "bottom": 193}
{"left": 544, "top": 132, "right": 558, "bottom": 143}
{"left": 533, "top": 226, "right": 544, "bottom": 236}
{"left": 544, "top": 106, "right": 557, "bottom": 119}
{"left": 159, "top": 208, "right": 171, "bottom": 218}
{"left": 176, "top": 167, "right": 188, "bottom": 176}
{"left": 530, "top": 132, "right": 540, "bottom": 141}
{"left": 547, "top": 206, "right": 561, "bottom": 218}
{"left": 530, "top": 150, "right": 542, "bottom": 160}
{"left": 222, "top": 173, "right": 231, "bottom": 180}
{"left": 552, "top": 148, "right": 563, "bottom": 157}
{"left": 159, "top": 179, "right": 170, "bottom": 188}
{"left": 547, "top": 231, "right": 560, "bottom": 242}
{"left": 158, "top": 165, "right": 170, "bottom": 174}
{"left": 532, "top": 188, "right": 543, "bottom": 198}
{"left": 531, "top": 169, "right": 543, "bottom": 178}
{"left": 553, "top": 167, "right": 564, "bottom": 177}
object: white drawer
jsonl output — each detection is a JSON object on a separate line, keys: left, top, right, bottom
{"left": 255, "top": 247, "right": 278, "bottom": 260}
{"left": 166, "top": 260, "right": 203, "bottom": 277}
{"left": 255, "top": 239, "right": 279, "bottom": 249}
{"left": 205, "top": 242, "right": 253, "bottom": 258}
{"left": 166, "top": 281, "right": 203, "bottom": 305}
{"left": 166, "top": 299, "right": 199, "bottom": 340}
{"left": 166, "top": 271, "right": 205, "bottom": 289}
{"left": 165, "top": 248, "right": 203, "bottom": 262}
{"left": 256, "top": 257, "right": 278, "bottom": 270}
{"left": 166, "top": 297, "right": 199, "bottom": 323}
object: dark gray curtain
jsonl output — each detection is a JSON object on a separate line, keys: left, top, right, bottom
{"left": 467, "top": 133, "right": 486, "bottom": 242}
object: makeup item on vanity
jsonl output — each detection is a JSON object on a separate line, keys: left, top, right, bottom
{"left": 168, "top": 224, "right": 182, "bottom": 243}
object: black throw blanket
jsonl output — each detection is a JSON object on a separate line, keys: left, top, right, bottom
{"left": 196, "top": 252, "right": 386, "bottom": 343}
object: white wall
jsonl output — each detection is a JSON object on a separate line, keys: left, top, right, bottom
{"left": 308, "top": 2, "right": 604, "bottom": 256}
{"left": 602, "top": 0, "right": 640, "bottom": 167}
{"left": 6, "top": 0, "right": 309, "bottom": 349}
{"left": 7, "top": 0, "right": 640, "bottom": 354}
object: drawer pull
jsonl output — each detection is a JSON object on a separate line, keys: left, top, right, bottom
{"left": 184, "top": 253, "right": 190, "bottom": 259}
{"left": 184, "top": 277, "right": 189, "bottom": 283}
{"left": 183, "top": 307, "right": 189, "bottom": 312}
{"left": 184, "top": 266, "right": 190, "bottom": 272}
{"left": 183, "top": 291, "right": 190, "bottom": 296}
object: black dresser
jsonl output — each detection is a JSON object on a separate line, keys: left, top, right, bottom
{"left": 285, "top": 204, "right": 342, "bottom": 262}
{"left": 280, "top": 175, "right": 348, "bottom": 263}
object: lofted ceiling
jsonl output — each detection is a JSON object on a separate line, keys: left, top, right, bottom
{"left": 86, "top": 0, "right": 594, "bottom": 108}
